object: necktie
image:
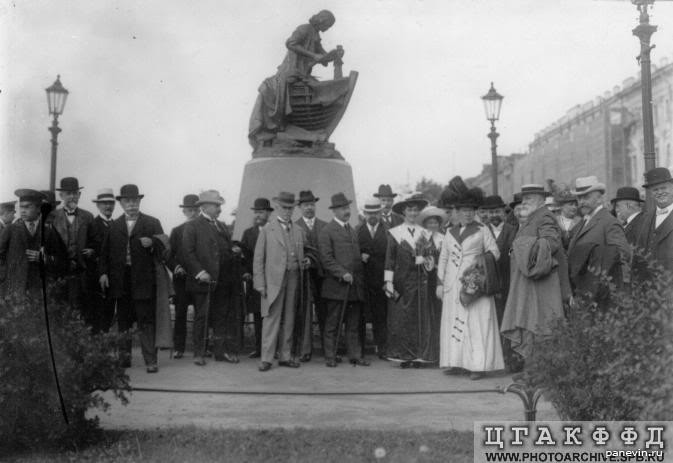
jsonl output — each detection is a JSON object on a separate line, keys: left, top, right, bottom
{"left": 344, "top": 223, "right": 351, "bottom": 233}
{"left": 408, "top": 227, "right": 415, "bottom": 237}
{"left": 211, "top": 220, "right": 222, "bottom": 232}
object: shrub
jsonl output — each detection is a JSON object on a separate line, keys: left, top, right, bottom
{"left": 0, "top": 281, "right": 130, "bottom": 451}
{"left": 525, "top": 250, "right": 673, "bottom": 420}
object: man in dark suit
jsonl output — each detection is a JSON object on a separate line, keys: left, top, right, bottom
{"left": 85, "top": 188, "right": 117, "bottom": 333}
{"left": 568, "top": 177, "right": 631, "bottom": 303}
{"left": 183, "top": 190, "right": 242, "bottom": 366}
{"left": 636, "top": 167, "right": 673, "bottom": 274}
{"left": 294, "top": 190, "right": 327, "bottom": 361}
{"left": 0, "top": 190, "right": 65, "bottom": 300}
{"left": 52, "top": 177, "right": 95, "bottom": 323}
{"left": 319, "top": 192, "right": 370, "bottom": 367}
{"left": 357, "top": 198, "right": 388, "bottom": 359}
{"left": 99, "top": 184, "right": 164, "bottom": 373}
{"left": 375, "top": 184, "right": 403, "bottom": 229}
{"left": 166, "top": 194, "right": 199, "bottom": 358}
{"left": 611, "top": 186, "right": 644, "bottom": 246}
{"left": 240, "top": 197, "right": 274, "bottom": 358}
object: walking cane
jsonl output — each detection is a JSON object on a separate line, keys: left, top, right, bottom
{"left": 292, "top": 267, "right": 305, "bottom": 359}
{"left": 333, "top": 281, "right": 351, "bottom": 363}
{"left": 198, "top": 281, "right": 214, "bottom": 365}
{"left": 416, "top": 261, "right": 422, "bottom": 367}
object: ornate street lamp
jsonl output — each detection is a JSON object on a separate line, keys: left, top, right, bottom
{"left": 45, "top": 75, "right": 69, "bottom": 192}
{"left": 482, "top": 82, "right": 504, "bottom": 195}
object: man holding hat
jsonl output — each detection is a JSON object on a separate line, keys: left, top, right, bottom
{"left": 567, "top": 176, "right": 631, "bottom": 302}
{"left": 294, "top": 190, "right": 327, "bottom": 361}
{"left": 84, "top": 188, "right": 117, "bottom": 333}
{"left": 374, "top": 184, "right": 403, "bottom": 229}
{"left": 52, "top": 177, "right": 95, "bottom": 321}
{"left": 183, "top": 190, "right": 242, "bottom": 366}
{"left": 636, "top": 167, "right": 673, "bottom": 273}
{"left": 357, "top": 198, "right": 388, "bottom": 359}
{"left": 253, "top": 192, "right": 307, "bottom": 371}
{"left": 240, "top": 197, "right": 274, "bottom": 358}
{"left": 0, "top": 201, "right": 16, "bottom": 233}
{"left": 99, "top": 184, "right": 164, "bottom": 372}
{"left": 166, "top": 194, "right": 199, "bottom": 357}
{"left": 0, "top": 189, "right": 65, "bottom": 299}
{"left": 611, "top": 187, "right": 644, "bottom": 246}
{"left": 319, "top": 192, "right": 370, "bottom": 367}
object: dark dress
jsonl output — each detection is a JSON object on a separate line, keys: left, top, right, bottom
{"left": 384, "top": 224, "right": 436, "bottom": 363}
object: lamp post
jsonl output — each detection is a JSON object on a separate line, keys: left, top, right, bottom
{"left": 482, "top": 82, "right": 504, "bottom": 196}
{"left": 45, "top": 75, "right": 69, "bottom": 192}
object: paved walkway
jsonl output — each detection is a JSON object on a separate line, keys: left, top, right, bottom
{"left": 92, "top": 349, "right": 558, "bottom": 432}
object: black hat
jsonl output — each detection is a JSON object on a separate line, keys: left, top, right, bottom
{"left": 455, "top": 187, "right": 484, "bottom": 209}
{"left": 555, "top": 189, "right": 577, "bottom": 204}
{"left": 328, "top": 192, "right": 353, "bottom": 209}
{"left": 509, "top": 193, "right": 522, "bottom": 209}
{"left": 116, "top": 184, "right": 144, "bottom": 200}
{"left": 520, "top": 184, "right": 549, "bottom": 196}
{"left": 273, "top": 192, "right": 297, "bottom": 207}
{"left": 298, "top": 190, "right": 319, "bottom": 204}
{"left": 251, "top": 197, "right": 274, "bottom": 211}
{"left": 55, "top": 177, "right": 83, "bottom": 191}
{"left": 392, "top": 193, "right": 428, "bottom": 215}
{"left": 643, "top": 167, "right": 673, "bottom": 188}
{"left": 179, "top": 194, "right": 199, "bottom": 208}
{"left": 480, "top": 195, "right": 506, "bottom": 210}
{"left": 40, "top": 190, "right": 61, "bottom": 206}
{"left": 439, "top": 176, "right": 468, "bottom": 208}
{"left": 0, "top": 201, "right": 16, "bottom": 211}
{"left": 15, "top": 189, "right": 46, "bottom": 204}
{"left": 373, "top": 184, "right": 397, "bottom": 198}
{"left": 610, "top": 187, "right": 644, "bottom": 204}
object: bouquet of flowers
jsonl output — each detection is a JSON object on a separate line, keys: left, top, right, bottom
{"left": 459, "top": 262, "right": 486, "bottom": 307}
{"left": 414, "top": 233, "right": 435, "bottom": 270}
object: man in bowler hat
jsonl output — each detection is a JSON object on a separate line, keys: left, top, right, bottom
{"left": 636, "top": 167, "right": 673, "bottom": 273}
{"left": 166, "top": 194, "right": 200, "bottom": 358}
{"left": 374, "top": 184, "right": 403, "bottom": 229}
{"left": 99, "top": 184, "right": 164, "bottom": 373}
{"left": 611, "top": 187, "right": 644, "bottom": 246}
{"left": 240, "top": 197, "right": 274, "bottom": 358}
{"left": 319, "top": 192, "right": 370, "bottom": 367}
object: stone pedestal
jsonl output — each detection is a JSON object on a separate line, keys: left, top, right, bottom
{"left": 233, "top": 155, "right": 358, "bottom": 240}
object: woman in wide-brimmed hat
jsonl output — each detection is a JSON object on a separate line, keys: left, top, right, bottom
{"left": 384, "top": 193, "right": 437, "bottom": 367}
{"left": 436, "top": 186, "right": 504, "bottom": 380}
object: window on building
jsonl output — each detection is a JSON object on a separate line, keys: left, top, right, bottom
{"left": 666, "top": 98, "right": 671, "bottom": 122}
{"left": 667, "top": 143, "right": 672, "bottom": 167}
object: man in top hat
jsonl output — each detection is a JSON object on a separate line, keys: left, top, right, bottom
{"left": 356, "top": 198, "right": 388, "bottom": 359}
{"left": 636, "top": 167, "right": 673, "bottom": 273}
{"left": 166, "top": 194, "right": 199, "bottom": 357}
{"left": 0, "top": 201, "right": 16, "bottom": 233}
{"left": 0, "top": 190, "right": 65, "bottom": 299}
{"left": 240, "top": 197, "right": 274, "bottom": 359}
{"left": 99, "top": 184, "right": 164, "bottom": 372}
{"left": 374, "top": 184, "right": 403, "bottom": 229}
{"left": 84, "top": 188, "right": 117, "bottom": 333}
{"left": 294, "top": 190, "right": 328, "bottom": 361}
{"left": 183, "top": 190, "right": 242, "bottom": 366}
{"left": 319, "top": 192, "right": 370, "bottom": 367}
{"left": 567, "top": 176, "right": 631, "bottom": 302}
{"left": 611, "top": 187, "right": 644, "bottom": 246}
{"left": 554, "top": 189, "right": 580, "bottom": 250}
{"left": 253, "top": 192, "right": 307, "bottom": 372}
{"left": 501, "top": 184, "right": 567, "bottom": 362}
{"left": 52, "top": 177, "right": 95, "bottom": 320}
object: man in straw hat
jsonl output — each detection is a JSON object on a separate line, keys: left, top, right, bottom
{"left": 85, "top": 188, "right": 117, "bottom": 333}
{"left": 374, "top": 184, "right": 403, "bottom": 229}
{"left": 52, "top": 176, "right": 95, "bottom": 322}
{"left": 0, "top": 189, "right": 65, "bottom": 299}
{"left": 240, "top": 197, "right": 274, "bottom": 359}
{"left": 99, "top": 184, "right": 164, "bottom": 373}
{"left": 166, "top": 194, "right": 199, "bottom": 357}
{"left": 611, "top": 186, "right": 644, "bottom": 246}
{"left": 183, "top": 190, "right": 241, "bottom": 366}
{"left": 254, "top": 192, "right": 307, "bottom": 371}
{"left": 636, "top": 167, "right": 673, "bottom": 273}
{"left": 357, "top": 198, "right": 388, "bottom": 360}
{"left": 567, "top": 176, "right": 631, "bottom": 302}
{"left": 319, "top": 192, "right": 370, "bottom": 367}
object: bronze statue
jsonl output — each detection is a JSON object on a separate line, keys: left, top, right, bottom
{"left": 248, "top": 10, "right": 358, "bottom": 157}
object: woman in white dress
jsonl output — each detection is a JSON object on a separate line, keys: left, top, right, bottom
{"left": 436, "top": 188, "right": 504, "bottom": 380}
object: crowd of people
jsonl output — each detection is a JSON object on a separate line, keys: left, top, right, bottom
{"left": 1, "top": 167, "right": 672, "bottom": 378}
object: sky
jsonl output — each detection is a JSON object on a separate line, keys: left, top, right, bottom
{"left": 2, "top": 0, "right": 673, "bottom": 230}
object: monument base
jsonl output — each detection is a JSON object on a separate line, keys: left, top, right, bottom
{"left": 233, "top": 155, "right": 358, "bottom": 240}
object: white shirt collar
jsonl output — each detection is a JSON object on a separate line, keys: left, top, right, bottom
{"left": 584, "top": 204, "right": 603, "bottom": 223}
{"left": 333, "top": 217, "right": 348, "bottom": 228}
{"left": 98, "top": 214, "right": 112, "bottom": 222}
{"left": 490, "top": 222, "right": 504, "bottom": 232}
{"left": 125, "top": 214, "right": 138, "bottom": 222}
{"left": 625, "top": 211, "right": 640, "bottom": 225}
{"left": 303, "top": 216, "right": 315, "bottom": 226}
{"left": 367, "top": 222, "right": 379, "bottom": 233}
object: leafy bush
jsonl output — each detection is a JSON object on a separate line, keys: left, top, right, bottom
{"left": 525, "top": 250, "right": 673, "bottom": 420}
{"left": 0, "top": 281, "right": 130, "bottom": 451}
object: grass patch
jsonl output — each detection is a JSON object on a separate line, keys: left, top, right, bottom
{"left": 5, "top": 427, "right": 473, "bottom": 462}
